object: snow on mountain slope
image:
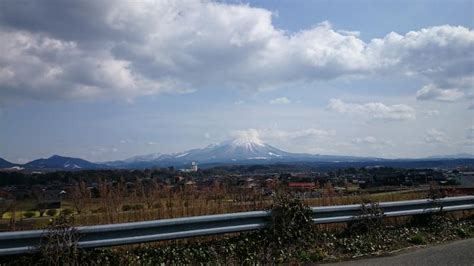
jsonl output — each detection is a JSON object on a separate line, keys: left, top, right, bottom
{"left": 112, "top": 131, "right": 380, "bottom": 168}
{"left": 124, "top": 153, "right": 163, "bottom": 163}
{"left": 154, "top": 133, "right": 301, "bottom": 163}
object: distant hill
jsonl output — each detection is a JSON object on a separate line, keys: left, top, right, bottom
{"left": 24, "top": 155, "right": 104, "bottom": 170}
{"left": 425, "top": 153, "right": 474, "bottom": 159}
{"left": 0, "top": 158, "right": 16, "bottom": 168}
{"left": 4, "top": 139, "right": 474, "bottom": 172}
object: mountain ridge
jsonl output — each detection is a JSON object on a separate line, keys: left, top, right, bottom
{"left": 0, "top": 158, "right": 16, "bottom": 169}
{"left": 104, "top": 137, "right": 383, "bottom": 169}
{"left": 2, "top": 137, "right": 473, "bottom": 170}
{"left": 23, "top": 155, "right": 105, "bottom": 170}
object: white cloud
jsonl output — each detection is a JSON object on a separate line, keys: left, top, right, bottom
{"left": 416, "top": 84, "right": 464, "bottom": 102}
{"left": 0, "top": 1, "right": 472, "bottom": 102}
{"left": 0, "top": 0, "right": 474, "bottom": 101}
{"left": 327, "top": 99, "right": 416, "bottom": 121}
{"left": 424, "top": 129, "right": 449, "bottom": 144}
{"left": 229, "top": 128, "right": 334, "bottom": 144}
{"left": 269, "top": 97, "right": 290, "bottom": 104}
{"left": 262, "top": 128, "right": 334, "bottom": 140}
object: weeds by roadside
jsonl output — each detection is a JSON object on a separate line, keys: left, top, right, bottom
{"left": 1, "top": 196, "right": 473, "bottom": 265}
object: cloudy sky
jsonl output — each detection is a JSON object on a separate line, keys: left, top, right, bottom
{"left": 0, "top": 0, "right": 473, "bottom": 163}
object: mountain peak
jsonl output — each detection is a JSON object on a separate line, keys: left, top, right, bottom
{"left": 230, "top": 129, "right": 264, "bottom": 147}
{"left": 25, "top": 155, "right": 103, "bottom": 170}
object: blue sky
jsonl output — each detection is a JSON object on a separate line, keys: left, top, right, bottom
{"left": 0, "top": 0, "right": 473, "bottom": 163}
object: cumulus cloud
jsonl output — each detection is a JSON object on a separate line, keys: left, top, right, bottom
{"left": 262, "top": 128, "right": 334, "bottom": 140}
{"left": 229, "top": 128, "right": 334, "bottom": 144}
{"left": 327, "top": 99, "right": 416, "bottom": 121}
{"left": 416, "top": 84, "right": 464, "bottom": 102}
{"left": 424, "top": 129, "right": 449, "bottom": 144}
{"left": 0, "top": 29, "right": 185, "bottom": 101}
{"left": 0, "top": 1, "right": 472, "bottom": 102}
{"left": 269, "top": 97, "right": 290, "bottom": 104}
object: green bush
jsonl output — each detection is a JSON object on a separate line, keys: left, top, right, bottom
{"left": 409, "top": 233, "right": 427, "bottom": 245}
{"left": 455, "top": 228, "right": 470, "bottom": 238}
{"left": 298, "top": 249, "right": 325, "bottom": 262}
{"left": 263, "top": 193, "right": 315, "bottom": 262}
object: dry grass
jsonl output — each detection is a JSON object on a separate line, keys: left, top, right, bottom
{"left": 1, "top": 180, "right": 437, "bottom": 230}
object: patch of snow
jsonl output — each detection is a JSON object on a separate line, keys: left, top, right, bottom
{"left": 175, "top": 152, "right": 189, "bottom": 158}
{"left": 8, "top": 166, "right": 24, "bottom": 170}
{"left": 231, "top": 129, "right": 264, "bottom": 148}
{"left": 268, "top": 152, "right": 281, "bottom": 157}
{"left": 248, "top": 157, "right": 267, "bottom": 160}
{"left": 64, "top": 161, "right": 82, "bottom": 169}
{"left": 125, "top": 153, "right": 162, "bottom": 162}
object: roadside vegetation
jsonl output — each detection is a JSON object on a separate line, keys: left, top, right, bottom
{"left": 2, "top": 194, "right": 473, "bottom": 265}
{"left": 1, "top": 179, "right": 432, "bottom": 231}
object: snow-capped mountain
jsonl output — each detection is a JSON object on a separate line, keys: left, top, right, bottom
{"left": 24, "top": 155, "right": 104, "bottom": 170}
{"left": 106, "top": 133, "right": 376, "bottom": 168}
{"left": 105, "top": 134, "right": 301, "bottom": 168}
{"left": 167, "top": 139, "right": 297, "bottom": 162}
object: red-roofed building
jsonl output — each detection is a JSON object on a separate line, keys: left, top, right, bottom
{"left": 287, "top": 182, "right": 316, "bottom": 191}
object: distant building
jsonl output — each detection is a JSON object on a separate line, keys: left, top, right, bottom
{"left": 179, "top": 161, "right": 198, "bottom": 172}
{"left": 191, "top": 161, "right": 198, "bottom": 172}
{"left": 287, "top": 182, "right": 316, "bottom": 191}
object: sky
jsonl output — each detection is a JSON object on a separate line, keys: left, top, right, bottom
{"left": 0, "top": 0, "right": 473, "bottom": 163}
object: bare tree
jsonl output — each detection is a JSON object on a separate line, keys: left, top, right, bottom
{"left": 71, "top": 181, "right": 90, "bottom": 215}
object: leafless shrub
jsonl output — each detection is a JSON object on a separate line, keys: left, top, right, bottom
{"left": 39, "top": 213, "right": 80, "bottom": 266}
{"left": 347, "top": 200, "right": 384, "bottom": 234}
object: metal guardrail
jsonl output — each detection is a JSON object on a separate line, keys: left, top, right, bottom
{"left": 0, "top": 195, "right": 473, "bottom": 256}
